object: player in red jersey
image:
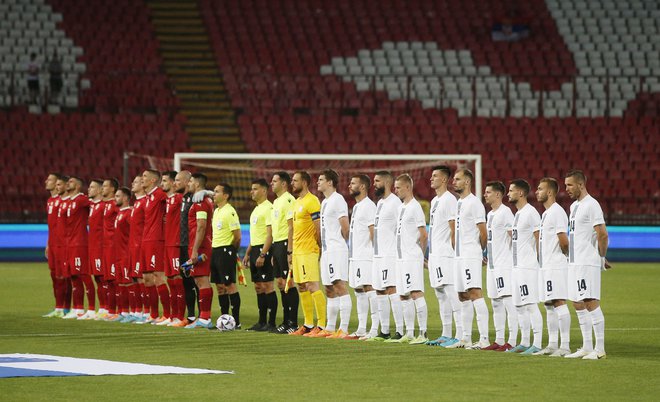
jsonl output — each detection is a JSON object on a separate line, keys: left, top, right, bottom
{"left": 111, "top": 187, "right": 133, "bottom": 322}
{"left": 54, "top": 175, "right": 72, "bottom": 316}
{"left": 128, "top": 175, "right": 147, "bottom": 323}
{"left": 140, "top": 169, "right": 170, "bottom": 324}
{"left": 161, "top": 171, "right": 185, "bottom": 327}
{"left": 84, "top": 178, "right": 105, "bottom": 319}
{"left": 62, "top": 177, "right": 96, "bottom": 320}
{"left": 184, "top": 173, "right": 215, "bottom": 329}
{"left": 100, "top": 178, "right": 119, "bottom": 320}
{"left": 43, "top": 173, "right": 65, "bottom": 318}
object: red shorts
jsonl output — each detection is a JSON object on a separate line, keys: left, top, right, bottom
{"left": 189, "top": 247, "right": 211, "bottom": 277}
{"left": 142, "top": 241, "right": 164, "bottom": 273}
{"left": 68, "top": 246, "right": 89, "bottom": 276}
{"left": 47, "top": 245, "right": 56, "bottom": 271}
{"left": 129, "top": 247, "right": 142, "bottom": 278}
{"left": 165, "top": 246, "right": 181, "bottom": 277}
{"left": 55, "top": 246, "right": 69, "bottom": 278}
{"left": 89, "top": 247, "right": 103, "bottom": 276}
{"left": 117, "top": 257, "right": 132, "bottom": 284}
{"left": 103, "top": 247, "right": 117, "bottom": 281}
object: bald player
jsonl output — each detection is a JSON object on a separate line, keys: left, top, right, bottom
{"left": 43, "top": 173, "right": 64, "bottom": 317}
{"left": 161, "top": 171, "right": 185, "bottom": 326}
{"left": 175, "top": 170, "right": 199, "bottom": 325}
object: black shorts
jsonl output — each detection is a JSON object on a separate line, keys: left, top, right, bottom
{"left": 249, "top": 245, "right": 274, "bottom": 283}
{"left": 271, "top": 240, "right": 290, "bottom": 279}
{"left": 211, "top": 246, "right": 237, "bottom": 285}
{"left": 28, "top": 79, "right": 39, "bottom": 91}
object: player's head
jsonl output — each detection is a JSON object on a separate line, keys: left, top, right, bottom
{"left": 67, "top": 176, "right": 84, "bottom": 193}
{"left": 453, "top": 168, "right": 474, "bottom": 195}
{"left": 395, "top": 174, "right": 414, "bottom": 200}
{"left": 373, "top": 170, "right": 393, "bottom": 198}
{"left": 250, "top": 178, "right": 269, "bottom": 202}
{"left": 88, "top": 178, "right": 103, "bottom": 198}
{"left": 271, "top": 171, "right": 291, "bottom": 195}
{"left": 102, "top": 178, "right": 119, "bottom": 199}
{"left": 161, "top": 170, "right": 177, "bottom": 193}
{"left": 484, "top": 181, "right": 505, "bottom": 206}
{"left": 45, "top": 172, "right": 60, "bottom": 192}
{"left": 214, "top": 182, "right": 232, "bottom": 206}
{"left": 141, "top": 169, "right": 161, "bottom": 191}
{"left": 318, "top": 168, "right": 339, "bottom": 194}
{"left": 115, "top": 187, "right": 131, "bottom": 207}
{"left": 55, "top": 175, "right": 69, "bottom": 196}
{"left": 131, "top": 175, "right": 144, "bottom": 195}
{"left": 508, "top": 179, "right": 530, "bottom": 204}
{"left": 564, "top": 169, "right": 587, "bottom": 200}
{"left": 349, "top": 174, "right": 370, "bottom": 199}
{"left": 536, "top": 177, "right": 559, "bottom": 204}
{"left": 189, "top": 173, "right": 208, "bottom": 194}
{"left": 174, "top": 170, "right": 191, "bottom": 193}
{"left": 292, "top": 171, "right": 311, "bottom": 196}
{"left": 430, "top": 165, "right": 452, "bottom": 190}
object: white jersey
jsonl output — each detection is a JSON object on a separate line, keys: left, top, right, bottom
{"left": 569, "top": 195, "right": 605, "bottom": 267}
{"left": 396, "top": 198, "right": 426, "bottom": 261}
{"left": 486, "top": 204, "right": 514, "bottom": 270}
{"left": 512, "top": 203, "right": 540, "bottom": 269}
{"left": 429, "top": 191, "right": 457, "bottom": 258}
{"left": 349, "top": 196, "right": 376, "bottom": 261}
{"left": 539, "top": 202, "right": 569, "bottom": 268}
{"left": 373, "top": 193, "right": 402, "bottom": 257}
{"left": 320, "top": 191, "right": 349, "bottom": 253}
{"left": 454, "top": 193, "right": 486, "bottom": 259}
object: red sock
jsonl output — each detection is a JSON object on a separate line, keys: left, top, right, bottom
{"left": 64, "top": 278, "right": 72, "bottom": 310}
{"left": 138, "top": 282, "right": 146, "bottom": 314}
{"left": 157, "top": 284, "right": 171, "bottom": 319}
{"left": 148, "top": 285, "right": 159, "bottom": 319}
{"left": 82, "top": 275, "right": 96, "bottom": 311}
{"left": 176, "top": 280, "right": 186, "bottom": 321}
{"left": 167, "top": 278, "right": 182, "bottom": 320}
{"left": 55, "top": 277, "right": 65, "bottom": 309}
{"left": 101, "top": 280, "right": 109, "bottom": 310}
{"left": 106, "top": 281, "right": 117, "bottom": 314}
{"left": 71, "top": 276, "right": 84, "bottom": 310}
{"left": 198, "top": 287, "right": 213, "bottom": 320}
{"left": 119, "top": 286, "right": 130, "bottom": 314}
{"left": 50, "top": 269, "right": 57, "bottom": 306}
{"left": 128, "top": 283, "right": 138, "bottom": 313}
{"left": 95, "top": 276, "right": 106, "bottom": 310}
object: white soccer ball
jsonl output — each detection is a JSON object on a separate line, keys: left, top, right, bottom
{"left": 216, "top": 314, "right": 236, "bottom": 331}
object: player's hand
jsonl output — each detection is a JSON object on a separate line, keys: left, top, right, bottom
{"left": 601, "top": 257, "right": 612, "bottom": 271}
{"left": 482, "top": 256, "right": 488, "bottom": 266}
{"left": 256, "top": 255, "right": 264, "bottom": 268}
{"left": 423, "top": 258, "right": 428, "bottom": 270}
{"left": 242, "top": 255, "right": 250, "bottom": 268}
{"left": 44, "top": 245, "right": 49, "bottom": 259}
{"left": 192, "top": 190, "right": 214, "bottom": 203}
{"left": 191, "top": 250, "right": 199, "bottom": 262}
{"left": 287, "top": 253, "right": 292, "bottom": 265}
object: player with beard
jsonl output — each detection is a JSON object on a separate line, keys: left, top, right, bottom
{"left": 112, "top": 187, "right": 133, "bottom": 322}
{"left": 160, "top": 171, "right": 185, "bottom": 326}
{"left": 101, "top": 178, "right": 119, "bottom": 320}
{"left": 83, "top": 179, "right": 105, "bottom": 320}
{"left": 175, "top": 170, "right": 199, "bottom": 325}
{"left": 43, "top": 173, "right": 64, "bottom": 317}
{"left": 127, "top": 175, "right": 148, "bottom": 323}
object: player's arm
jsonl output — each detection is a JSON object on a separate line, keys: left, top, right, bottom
{"left": 191, "top": 217, "right": 206, "bottom": 261}
{"left": 314, "top": 218, "right": 321, "bottom": 249}
{"left": 243, "top": 244, "right": 251, "bottom": 267}
{"left": 534, "top": 230, "right": 540, "bottom": 254}
{"left": 256, "top": 225, "right": 273, "bottom": 268}
{"left": 418, "top": 226, "right": 428, "bottom": 254}
{"left": 448, "top": 219, "right": 455, "bottom": 249}
{"left": 594, "top": 224, "right": 608, "bottom": 257}
{"left": 286, "top": 218, "right": 293, "bottom": 264}
{"left": 231, "top": 228, "right": 241, "bottom": 249}
{"left": 339, "top": 216, "right": 349, "bottom": 241}
{"left": 368, "top": 224, "right": 374, "bottom": 242}
{"left": 477, "top": 222, "right": 487, "bottom": 250}
{"left": 557, "top": 232, "right": 569, "bottom": 255}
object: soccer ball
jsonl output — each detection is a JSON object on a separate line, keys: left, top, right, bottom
{"left": 216, "top": 314, "right": 236, "bottom": 331}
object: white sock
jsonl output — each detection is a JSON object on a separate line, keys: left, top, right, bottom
{"left": 377, "top": 294, "right": 390, "bottom": 334}
{"left": 367, "top": 290, "right": 379, "bottom": 335}
{"left": 528, "top": 303, "right": 543, "bottom": 348}
{"left": 556, "top": 304, "right": 571, "bottom": 350}
{"left": 492, "top": 298, "right": 506, "bottom": 345}
{"left": 503, "top": 296, "right": 518, "bottom": 346}
{"left": 448, "top": 286, "right": 462, "bottom": 339}
{"left": 414, "top": 297, "right": 428, "bottom": 334}
{"left": 338, "top": 294, "right": 352, "bottom": 333}
{"left": 401, "top": 299, "right": 415, "bottom": 337}
{"left": 516, "top": 305, "right": 530, "bottom": 347}
{"left": 389, "top": 293, "right": 404, "bottom": 334}
{"left": 435, "top": 288, "right": 453, "bottom": 338}
{"left": 325, "top": 297, "right": 339, "bottom": 332}
{"left": 473, "top": 298, "right": 490, "bottom": 343}
{"left": 576, "top": 308, "right": 594, "bottom": 352}
{"left": 355, "top": 291, "right": 368, "bottom": 334}
{"left": 545, "top": 304, "right": 559, "bottom": 349}
{"left": 590, "top": 307, "right": 605, "bottom": 353}
{"left": 461, "top": 300, "right": 473, "bottom": 342}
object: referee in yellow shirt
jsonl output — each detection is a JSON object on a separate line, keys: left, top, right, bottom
{"left": 211, "top": 182, "right": 242, "bottom": 328}
{"left": 243, "top": 179, "right": 277, "bottom": 332}
{"left": 288, "top": 171, "right": 327, "bottom": 336}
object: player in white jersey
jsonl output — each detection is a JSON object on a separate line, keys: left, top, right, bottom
{"left": 483, "top": 181, "right": 518, "bottom": 351}
{"left": 368, "top": 171, "right": 405, "bottom": 342}
{"left": 315, "top": 169, "right": 352, "bottom": 338}
{"left": 445, "top": 168, "right": 490, "bottom": 350}
{"left": 564, "top": 170, "right": 610, "bottom": 360}
{"left": 425, "top": 166, "right": 463, "bottom": 347}
{"left": 535, "top": 178, "right": 571, "bottom": 356}
{"left": 507, "top": 179, "right": 544, "bottom": 355}
{"left": 346, "top": 174, "right": 379, "bottom": 340}
{"left": 388, "top": 174, "right": 428, "bottom": 345}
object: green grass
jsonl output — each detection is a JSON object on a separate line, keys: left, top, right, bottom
{"left": 1, "top": 263, "right": 659, "bottom": 401}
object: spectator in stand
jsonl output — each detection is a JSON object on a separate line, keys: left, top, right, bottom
{"left": 26, "top": 53, "right": 40, "bottom": 104}
{"left": 492, "top": 19, "right": 530, "bottom": 42}
{"left": 48, "top": 51, "right": 63, "bottom": 104}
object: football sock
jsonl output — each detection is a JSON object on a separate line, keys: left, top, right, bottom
{"left": 167, "top": 278, "right": 182, "bottom": 320}
{"left": 545, "top": 305, "right": 559, "bottom": 348}
{"left": 367, "top": 290, "right": 379, "bottom": 334}
{"left": 94, "top": 276, "right": 105, "bottom": 310}
{"left": 389, "top": 293, "right": 404, "bottom": 334}
{"left": 338, "top": 294, "right": 352, "bottom": 333}
{"left": 157, "top": 284, "right": 171, "bottom": 319}
{"left": 183, "top": 274, "right": 198, "bottom": 319}
{"left": 576, "top": 308, "right": 593, "bottom": 352}
{"left": 355, "top": 291, "right": 368, "bottom": 333}
{"left": 377, "top": 294, "right": 390, "bottom": 334}
{"left": 473, "top": 297, "right": 490, "bottom": 342}
{"left": 528, "top": 303, "right": 543, "bottom": 348}
{"left": 71, "top": 276, "right": 85, "bottom": 310}
{"left": 461, "top": 300, "right": 474, "bottom": 342}
{"left": 119, "top": 285, "right": 129, "bottom": 314}
{"left": 401, "top": 299, "right": 415, "bottom": 337}
{"left": 435, "top": 288, "right": 453, "bottom": 339}
{"left": 492, "top": 297, "right": 506, "bottom": 345}
{"left": 590, "top": 307, "right": 605, "bottom": 353}
{"left": 516, "top": 305, "right": 531, "bottom": 347}
{"left": 287, "top": 287, "right": 299, "bottom": 324}
{"left": 64, "top": 278, "right": 72, "bottom": 310}
{"left": 107, "top": 281, "right": 117, "bottom": 315}
{"left": 311, "top": 290, "right": 327, "bottom": 329}
{"left": 148, "top": 285, "right": 159, "bottom": 318}
{"left": 299, "top": 290, "right": 314, "bottom": 327}
{"left": 198, "top": 287, "right": 212, "bottom": 320}
{"left": 229, "top": 292, "right": 241, "bottom": 325}
{"left": 414, "top": 297, "right": 428, "bottom": 334}
{"left": 267, "top": 291, "right": 278, "bottom": 326}
{"left": 128, "top": 283, "right": 138, "bottom": 313}
{"left": 218, "top": 294, "right": 230, "bottom": 315}
{"left": 325, "top": 297, "right": 339, "bottom": 332}
{"left": 503, "top": 296, "right": 518, "bottom": 346}
{"left": 54, "top": 277, "right": 65, "bottom": 309}
{"left": 556, "top": 304, "right": 571, "bottom": 350}
{"left": 257, "top": 293, "right": 267, "bottom": 324}
{"left": 138, "top": 282, "right": 146, "bottom": 315}
{"left": 280, "top": 289, "right": 290, "bottom": 323}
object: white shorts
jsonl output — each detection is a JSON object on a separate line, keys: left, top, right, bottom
{"left": 349, "top": 259, "right": 372, "bottom": 289}
{"left": 395, "top": 258, "right": 424, "bottom": 296}
{"left": 372, "top": 255, "right": 396, "bottom": 291}
{"left": 428, "top": 254, "right": 454, "bottom": 288}
{"left": 486, "top": 267, "right": 513, "bottom": 299}
{"left": 320, "top": 250, "right": 349, "bottom": 286}
{"left": 540, "top": 266, "right": 568, "bottom": 302}
{"left": 512, "top": 267, "right": 540, "bottom": 306}
{"left": 454, "top": 257, "right": 483, "bottom": 292}
{"left": 568, "top": 264, "right": 601, "bottom": 301}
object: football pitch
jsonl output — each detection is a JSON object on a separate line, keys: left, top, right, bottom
{"left": 1, "top": 263, "right": 659, "bottom": 401}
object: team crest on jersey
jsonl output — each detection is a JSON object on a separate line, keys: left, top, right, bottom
{"left": 299, "top": 206, "right": 303, "bottom": 212}
{"left": 216, "top": 221, "right": 223, "bottom": 230}
{"left": 252, "top": 217, "right": 258, "bottom": 224}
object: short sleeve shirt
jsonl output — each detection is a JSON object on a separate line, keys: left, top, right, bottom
{"left": 211, "top": 202, "right": 240, "bottom": 248}
{"left": 272, "top": 192, "right": 295, "bottom": 242}
{"left": 349, "top": 197, "right": 376, "bottom": 261}
{"left": 454, "top": 193, "right": 486, "bottom": 259}
{"left": 512, "top": 203, "right": 541, "bottom": 269}
{"left": 429, "top": 191, "right": 457, "bottom": 258}
{"left": 396, "top": 198, "right": 426, "bottom": 261}
{"left": 373, "top": 193, "right": 402, "bottom": 258}
{"left": 486, "top": 205, "right": 514, "bottom": 270}
{"left": 292, "top": 192, "right": 321, "bottom": 255}
{"left": 250, "top": 200, "right": 273, "bottom": 246}
{"left": 568, "top": 195, "right": 606, "bottom": 267}
{"left": 320, "top": 191, "right": 349, "bottom": 253}
{"left": 539, "top": 202, "right": 568, "bottom": 268}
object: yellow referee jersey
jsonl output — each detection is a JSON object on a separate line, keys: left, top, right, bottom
{"left": 272, "top": 191, "right": 295, "bottom": 242}
{"left": 249, "top": 200, "right": 272, "bottom": 246}
{"left": 293, "top": 192, "right": 321, "bottom": 255}
{"left": 212, "top": 203, "right": 240, "bottom": 248}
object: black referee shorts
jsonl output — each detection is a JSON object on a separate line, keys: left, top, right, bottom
{"left": 271, "top": 240, "right": 290, "bottom": 279}
{"left": 211, "top": 246, "right": 237, "bottom": 285}
{"left": 249, "top": 245, "right": 274, "bottom": 283}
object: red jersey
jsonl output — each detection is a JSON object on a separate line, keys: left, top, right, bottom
{"left": 55, "top": 196, "right": 70, "bottom": 247}
{"left": 129, "top": 195, "right": 146, "bottom": 249}
{"left": 103, "top": 199, "right": 118, "bottom": 248}
{"left": 46, "top": 195, "right": 60, "bottom": 247}
{"left": 188, "top": 196, "right": 214, "bottom": 254}
{"left": 142, "top": 186, "right": 167, "bottom": 243}
{"left": 165, "top": 192, "right": 183, "bottom": 247}
{"left": 114, "top": 207, "right": 132, "bottom": 259}
{"left": 66, "top": 193, "right": 90, "bottom": 247}
{"left": 88, "top": 199, "right": 105, "bottom": 248}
